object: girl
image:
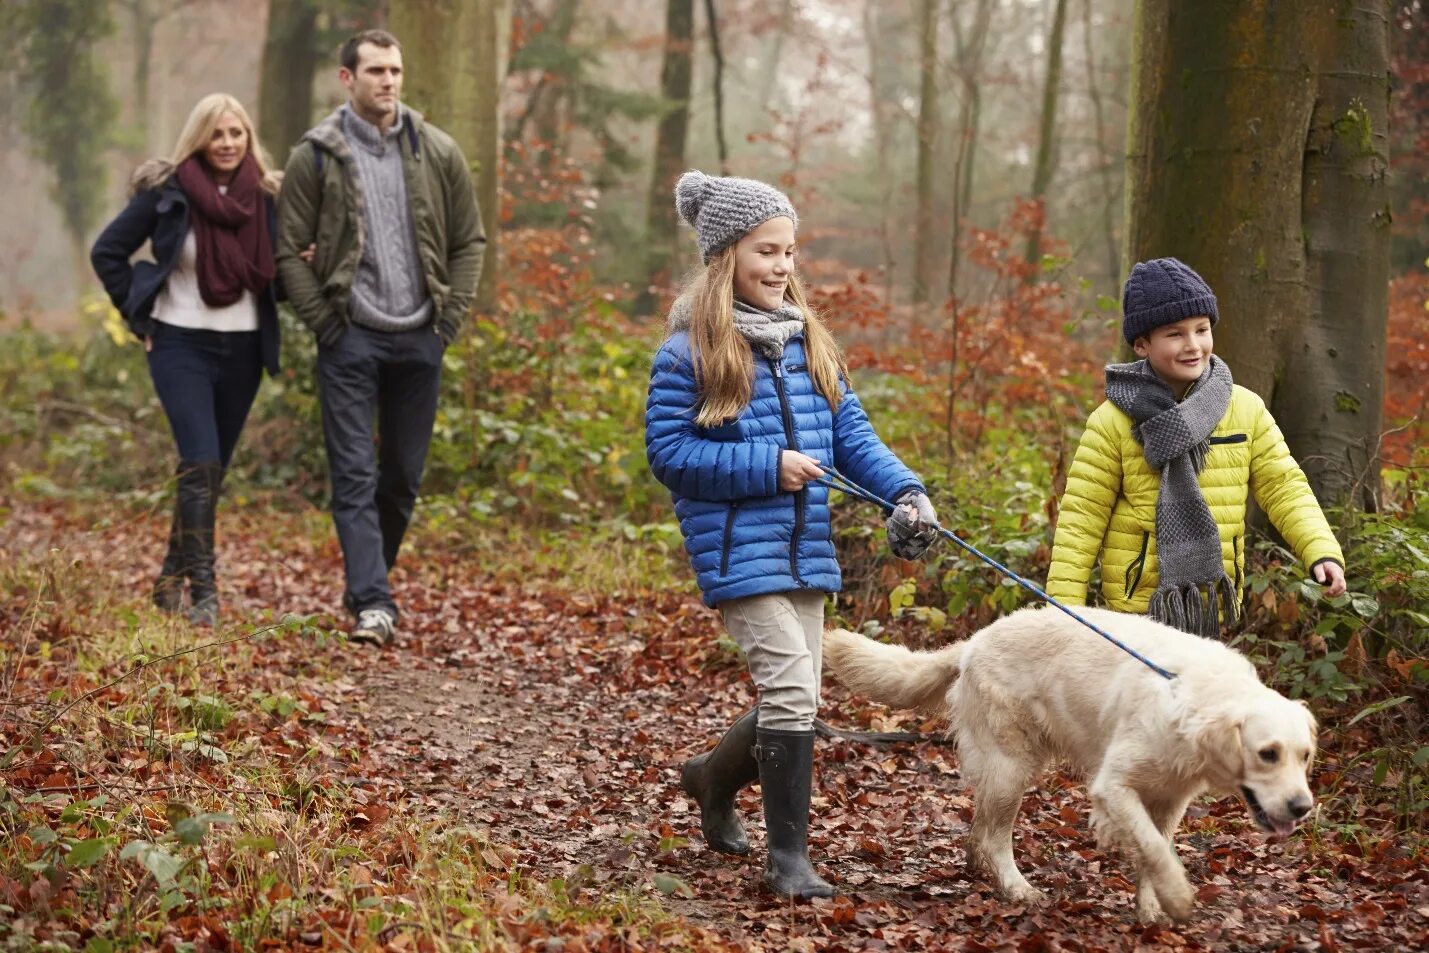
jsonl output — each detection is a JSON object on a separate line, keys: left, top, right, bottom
{"left": 645, "top": 171, "right": 939, "bottom": 899}
{"left": 91, "top": 94, "right": 283, "bottom": 626}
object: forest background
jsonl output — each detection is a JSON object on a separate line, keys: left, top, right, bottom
{"left": 1, "top": 0, "right": 1426, "bottom": 950}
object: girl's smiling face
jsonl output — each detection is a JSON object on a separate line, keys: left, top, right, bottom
{"left": 1133, "top": 316, "right": 1215, "bottom": 396}
{"left": 732, "top": 216, "right": 796, "bottom": 311}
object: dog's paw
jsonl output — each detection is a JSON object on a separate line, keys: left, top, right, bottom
{"left": 1000, "top": 882, "right": 1047, "bottom": 906}
{"left": 1156, "top": 875, "right": 1195, "bottom": 923}
{"left": 1135, "top": 891, "right": 1171, "bottom": 925}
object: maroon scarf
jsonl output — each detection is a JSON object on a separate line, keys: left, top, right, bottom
{"left": 175, "top": 153, "right": 275, "bottom": 307}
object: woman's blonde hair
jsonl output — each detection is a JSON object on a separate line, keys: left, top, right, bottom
{"left": 686, "top": 245, "right": 848, "bottom": 427}
{"left": 131, "top": 93, "right": 282, "bottom": 196}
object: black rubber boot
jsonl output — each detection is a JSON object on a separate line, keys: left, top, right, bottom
{"left": 680, "top": 709, "right": 760, "bottom": 854}
{"left": 755, "top": 727, "right": 836, "bottom": 900}
{"left": 179, "top": 462, "right": 222, "bottom": 627}
{"left": 152, "top": 489, "right": 186, "bottom": 613}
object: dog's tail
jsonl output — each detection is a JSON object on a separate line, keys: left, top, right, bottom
{"left": 823, "top": 628, "right": 961, "bottom": 715}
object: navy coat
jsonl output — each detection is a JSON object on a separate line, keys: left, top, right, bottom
{"left": 90, "top": 177, "right": 282, "bottom": 376}
{"left": 646, "top": 330, "right": 923, "bottom": 607}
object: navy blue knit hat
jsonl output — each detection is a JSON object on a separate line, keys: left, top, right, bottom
{"left": 1121, "top": 258, "right": 1219, "bottom": 345}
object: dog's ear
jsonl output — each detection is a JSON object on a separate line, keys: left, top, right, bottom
{"left": 1194, "top": 709, "right": 1245, "bottom": 778}
{"left": 1295, "top": 699, "right": 1319, "bottom": 734}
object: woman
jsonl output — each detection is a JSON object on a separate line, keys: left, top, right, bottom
{"left": 91, "top": 93, "right": 282, "bottom": 626}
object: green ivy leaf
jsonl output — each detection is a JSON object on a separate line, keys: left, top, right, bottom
{"left": 65, "top": 837, "right": 112, "bottom": 868}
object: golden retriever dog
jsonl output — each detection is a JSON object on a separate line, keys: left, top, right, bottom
{"left": 823, "top": 606, "right": 1316, "bottom": 924}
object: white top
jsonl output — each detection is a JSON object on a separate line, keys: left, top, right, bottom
{"left": 153, "top": 228, "right": 260, "bottom": 333}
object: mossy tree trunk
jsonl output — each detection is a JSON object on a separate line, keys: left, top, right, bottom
{"left": 1024, "top": 0, "right": 1069, "bottom": 277}
{"left": 258, "top": 0, "right": 319, "bottom": 168}
{"left": 1124, "top": 0, "right": 1390, "bottom": 507}
{"left": 391, "top": 0, "right": 512, "bottom": 314}
{"left": 637, "top": 0, "right": 693, "bottom": 315}
{"left": 911, "top": 0, "right": 939, "bottom": 311}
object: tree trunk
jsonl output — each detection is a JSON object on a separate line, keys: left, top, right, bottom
{"left": 1124, "top": 0, "right": 1390, "bottom": 506}
{"left": 911, "top": 0, "right": 939, "bottom": 310}
{"left": 947, "top": 0, "right": 994, "bottom": 301}
{"left": 1081, "top": 0, "right": 1121, "bottom": 289}
{"left": 864, "top": 0, "right": 896, "bottom": 309}
{"left": 258, "top": 0, "right": 319, "bottom": 168}
{"left": 703, "top": 0, "right": 729, "bottom": 174}
{"left": 1024, "top": 0, "right": 1069, "bottom": 276}
{"left": 637, "top": 0, "right": 694, "bottom": 315}
{"left": 530, "top": 0, "right": 579, "bottom": 163}
{"left": 129, "top": 0, "right": 156, "bottom": 160}
{"left": 391, "top": 0, "right": 512, "bottom": 314}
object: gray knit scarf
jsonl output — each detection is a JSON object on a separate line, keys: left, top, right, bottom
{"left": 1104, "top": 356, "right": 1238, "bottom": 637}
{"left": 666, "top": 295, "right": 806, "bottom": 359}
{"left": 731, "top": 299, "right": 805, "bottom": 359}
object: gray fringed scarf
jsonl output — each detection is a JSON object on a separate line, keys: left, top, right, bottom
{"left": 666, "top": 295, "right": 806, "bottom": 359}
{"left": 731, "top": 299, "right": 805, "bottom": 358}
{"left": 1105, "top": 356, "right": 1238, "bottom": 637}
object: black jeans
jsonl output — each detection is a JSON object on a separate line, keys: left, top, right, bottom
{"left": 317, "top": 323, "right": 444, "bottom": 618}
{"left": 147, "top": 323, "right": 262, "bottom": 467}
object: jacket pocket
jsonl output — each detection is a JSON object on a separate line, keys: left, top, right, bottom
{"left": 719, "top": 503, "right": 740, "bottom": 577}
{"left": 1207, "top": 433, "right": 1248, "bottom": 445}
{"left": 1124, "top": 531, "right": 1150, "bottom": 600}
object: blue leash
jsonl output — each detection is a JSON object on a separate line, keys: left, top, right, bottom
{"left": 813, "top": 465, "right": 1177, "bottom": 681}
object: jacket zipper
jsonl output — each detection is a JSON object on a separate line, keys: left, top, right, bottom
{"left": 720, "top": 503, "right": 739, "bottom": 577}
{"left": 1126, "top": 531, "right": 1150, "bottom": 599}
{"left": 769, "top": 357, "right": 806, "bottom": 584}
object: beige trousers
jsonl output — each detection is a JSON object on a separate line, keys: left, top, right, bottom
{"left": 720, "top": 590, "right": 826, "bottom": 732}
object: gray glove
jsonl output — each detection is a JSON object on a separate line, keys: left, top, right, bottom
{"left": 886, "top": 490, "right": 939, "bottom": 560}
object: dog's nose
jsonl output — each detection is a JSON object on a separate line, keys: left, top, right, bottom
{"left": 1287, "top": 797, "right": 1313, "bottom": 819}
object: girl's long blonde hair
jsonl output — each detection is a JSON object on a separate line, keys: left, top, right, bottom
{"left": 687, "top": 245, "right": 848, "bottom": 427}
{"left": 130, "top": 93, "right": 282, "bottom": 196}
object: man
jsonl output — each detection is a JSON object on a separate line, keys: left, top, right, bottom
{"left": 277, "top": 29, "right": 485, "bottom": 646}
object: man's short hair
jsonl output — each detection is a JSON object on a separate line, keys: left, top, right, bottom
{"left": 340, "top": 29, "right": 401, "bottom": 72}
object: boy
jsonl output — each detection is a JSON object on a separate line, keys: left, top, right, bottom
{"left": 1047, "top": 257, "right": 1346, "bottom": 636}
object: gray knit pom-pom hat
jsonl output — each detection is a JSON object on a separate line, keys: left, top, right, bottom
{"left": 1121, "top": 257, "right": 1219, "bottom": 345}
{"left": 674, "top": 170, "right": 799, "bottom": 262}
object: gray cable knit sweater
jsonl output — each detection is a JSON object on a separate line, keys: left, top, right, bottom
{"left": 341, "top": 106, "right": 433, "bottom": 332}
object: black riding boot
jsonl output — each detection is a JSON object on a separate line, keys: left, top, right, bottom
{"left": 178, "top": 462, "right": 222, "bottom": 627}
{"left": 152, "top": 488, "right": 186, "bottom": 613}
{"left": 755, "top": 727, "right": 835, "bottom": 899}
{"left": 680, "top": 709, "right": 760, "bottom": 854}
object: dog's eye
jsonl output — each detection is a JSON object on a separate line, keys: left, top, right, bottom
{"left": 1258, "top": 748, "right": 1280, "bottom": 764}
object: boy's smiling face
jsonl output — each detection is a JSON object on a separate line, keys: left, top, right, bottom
{"left": 1134, "top": 316, "right": 1215, "bottom": 396}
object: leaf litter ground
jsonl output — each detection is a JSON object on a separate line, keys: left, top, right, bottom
{"left": 3, "top": 499, "right": 1426, "bottom": 951}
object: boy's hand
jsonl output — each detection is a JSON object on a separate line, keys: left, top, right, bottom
{"left": 1312, "top": 560, "right": 1347, "bottom": 598}
{"left": 779, "top": 451, "right": 824, "bottom": 492}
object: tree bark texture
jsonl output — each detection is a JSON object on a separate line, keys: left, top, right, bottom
{"left": 639, "top": 0, "right": 694, "bottom": 313}
{"left": 1124, "top": 0, "right": 1391, "bottom": 506}
{"left": 390, "top": 0, "right": 512, "bottom": 313}
{"left": 258, "top": 0, "right": 319, "bottom": 168}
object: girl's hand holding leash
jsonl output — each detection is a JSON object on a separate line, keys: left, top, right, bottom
{"left": 779, "top": 451, "right": 825, "bottom": 492}
{"left": 887, "top": 491, "right": 939, "bottom": 559}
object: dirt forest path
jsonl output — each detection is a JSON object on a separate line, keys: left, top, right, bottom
{"left": 320, "top": 575, "right": 1427, "bottom": 951}
{"left": 7, "top": 500, "right": 1426, "bottom": 951}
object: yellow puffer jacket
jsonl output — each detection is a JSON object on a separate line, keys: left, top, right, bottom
{"left": 1047, "top": 385, "right": 1344, "bottom": 612}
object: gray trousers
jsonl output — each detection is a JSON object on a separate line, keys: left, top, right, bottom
{"left": 720, "top": 590, "right": 825, "bottom": 732}
{"left": 316, "top": 323, "right": 444, "bottom": 617}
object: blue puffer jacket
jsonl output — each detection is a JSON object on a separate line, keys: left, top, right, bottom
{"left": 646, "top": 322, "right": 923, "bottom": 608}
